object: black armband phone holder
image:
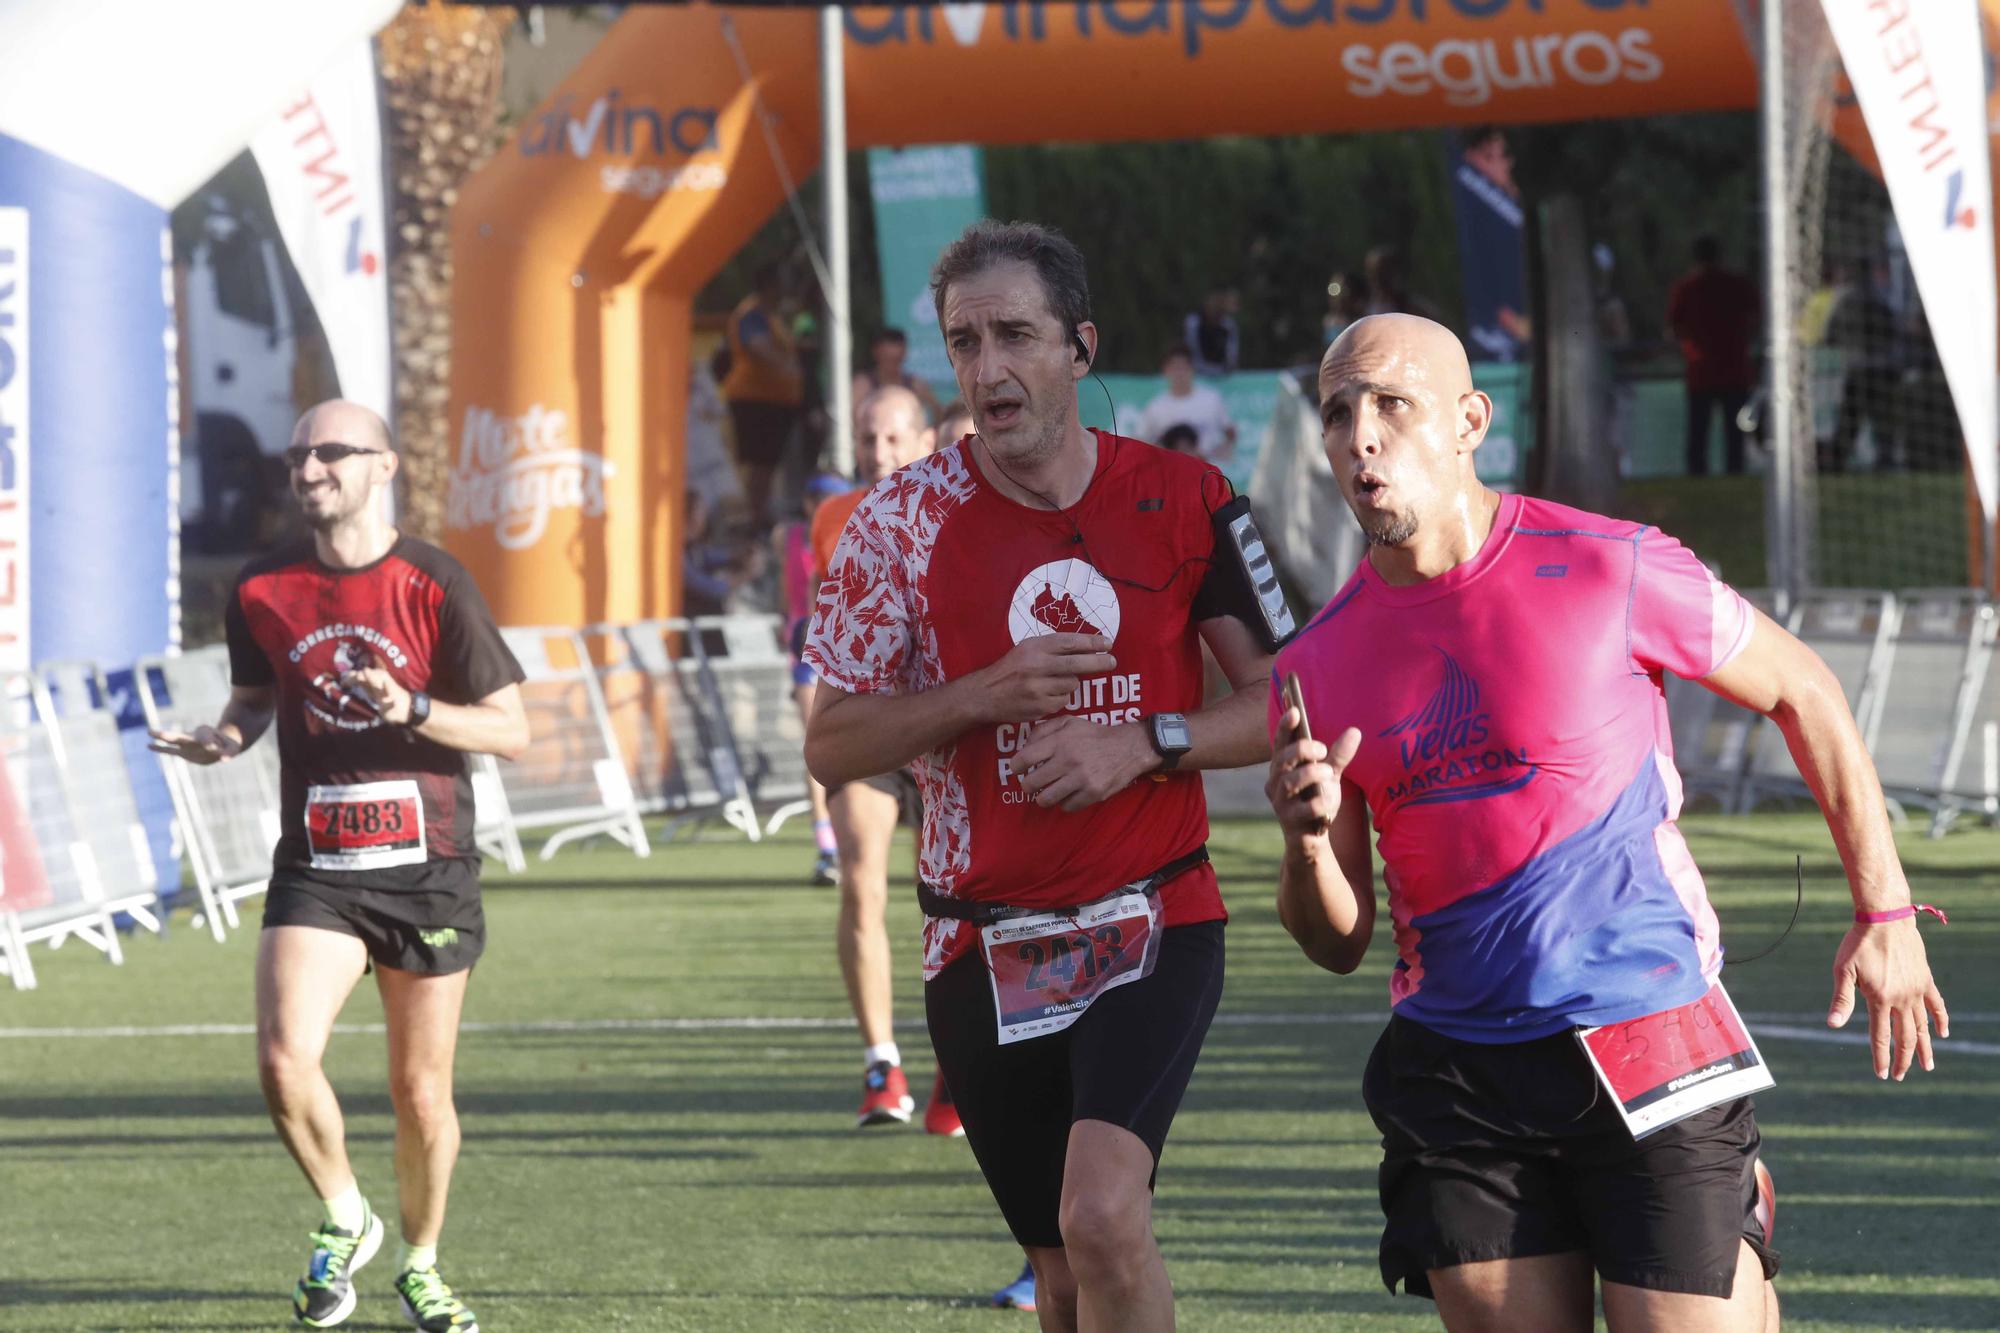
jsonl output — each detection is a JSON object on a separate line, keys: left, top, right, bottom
{"left": 1208, "top": 494, "right": 1297, "bottom": 653}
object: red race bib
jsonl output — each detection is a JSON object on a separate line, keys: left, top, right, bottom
{"left": 305, "top": 780, "right": 427, "bottom": 872}
{"left": 980, "top": 890, "right": 1162, "bottom": 1045}
{"left": 1575, "top": 980, "right": 1775, "bottom": 1139}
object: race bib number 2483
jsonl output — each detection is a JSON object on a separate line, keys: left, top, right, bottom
{"left": 305, "top": 780, "right": 427, "bottom": 872}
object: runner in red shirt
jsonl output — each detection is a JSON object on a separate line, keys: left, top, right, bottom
{"left": 803, "top": 221, "right": 1276, "bottom": 1332}
{"left": 151, "top": 400, "right": 526, "bottom": 1333}
{"left": 811, "top": 384, "right": 957, "bottom": 1132}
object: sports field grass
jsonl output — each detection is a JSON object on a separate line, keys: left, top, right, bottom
{"left": 2, "top": 812, "right": 1994, "bottom": 1332}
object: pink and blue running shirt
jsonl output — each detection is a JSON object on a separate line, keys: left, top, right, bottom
{"left": 1271, "top": 493, "right": 1756, "bottom": 1043}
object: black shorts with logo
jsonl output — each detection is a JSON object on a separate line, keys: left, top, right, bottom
{"left": 262, "top": 871, "right": 485, "bottom": 976}
{"left": 925, "top": 920, "right": 1224, "bottom": 1249}
{"left": 1364, "top": 1013, "right": 1781, "bottom": 1300}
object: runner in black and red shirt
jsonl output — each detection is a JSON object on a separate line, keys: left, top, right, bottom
{"left": 151, "top": 400, "right": 525, "bottom": 1333}
{"left": 803, "top": 222, "right": 1277, "bottom": 1332}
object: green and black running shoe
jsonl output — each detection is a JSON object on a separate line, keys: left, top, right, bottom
{"left": 293, "top": 1203, "right": 384, "bottom": 1327}
{"left": 396, "top": 1266, "right": 480, "bottom": 1332}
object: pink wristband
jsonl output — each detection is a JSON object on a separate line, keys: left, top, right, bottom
{"left": 1854, "top": 904, "right": 1949, "bottom": 925}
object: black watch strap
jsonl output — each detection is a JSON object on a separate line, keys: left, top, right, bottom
{"left": 405, "top": 691, "right": 432, "bottom": 730}
{"left": 1149, "top": 711, "right": 1191, "bottom": 771}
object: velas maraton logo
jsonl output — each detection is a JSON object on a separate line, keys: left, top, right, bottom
{"left": 1379, "top": 647, "right": 1535, "bottom": 809}
{"left": 1007, "top": 559, "right": 1120, "bottom": 645}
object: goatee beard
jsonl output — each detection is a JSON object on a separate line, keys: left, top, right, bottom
{"left": 1362, "top": 511, "right": 1418, "bottom": 547}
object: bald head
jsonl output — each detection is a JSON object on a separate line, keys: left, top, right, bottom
{"left": 292, "top": 399, "right": 394, "bottom": 455}
{"left": 1320, "top": 314, "right": 1474, "bottom": 402}
{"left": 288, "top": 398, "right": 398, "bottom": 534}
{"left": 855, "top": 384, "right": 935, "bottom": 483}
{"left": 1315, "top": 314, "right": 1491, "bottom": 556}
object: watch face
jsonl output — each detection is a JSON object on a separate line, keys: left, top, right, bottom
{"left": 1159, "top": 714, "right": 1191, "bottom": 750}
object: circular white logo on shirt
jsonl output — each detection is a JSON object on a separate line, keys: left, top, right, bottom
{"left": 1007, "top": 559, "right": 1120, "bottom": 645}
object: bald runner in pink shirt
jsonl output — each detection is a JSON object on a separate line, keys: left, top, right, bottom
{"left": 1265, "top": 315, "right": 1948, "bottom": 1333}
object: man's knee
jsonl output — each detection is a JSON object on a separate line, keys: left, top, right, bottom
{"left": 257, "top": 1037, "right": 323, "bottom": 1105}
{"left": 1057, "top": 1181, "right": 1153, "bottom": 1289}
{"left": 1026, "top": 1249, "right": 1080, "bottom": 1325}
{"left": 388, "top": 1071, "right": 458, "bottom": 1136}
{"left": 836, "top": 870, "right": 889, "bottom": 926}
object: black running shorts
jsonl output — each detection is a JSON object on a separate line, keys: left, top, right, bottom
{"left": 925, "top": 920, "right": 1224, "bottom": 1249}
{"left": 1364, "top": 1013, "right": 1781, "bottom": 1300}
{"left": 263, "top": 874, "right": 485, "bottom": 976}
{"left": 727, "top": 400, "right": 799, "bottom": 468}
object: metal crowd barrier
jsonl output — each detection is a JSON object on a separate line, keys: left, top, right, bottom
{"left": 135, "top": 647, "right": 282, "bottom": 941}
{"left": 0, "top": 671, "right": 160, "bottom": 990}
{"left": 1737, "top": 590, "right": 1899, "bottom": 811}
{"left": 1865, "top": 591, "right": 1995, "bottom": 823}
{"left": 495, "top": 626, "right": 650, "bottom": 861}
{"left": 595, "top": 619, "right": 762, "bottom": 840}
{"left": 687, "top": 614, "right": 813, "bottom": 837}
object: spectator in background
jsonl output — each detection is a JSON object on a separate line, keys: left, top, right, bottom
{"left": 1667, "top": 234, "right": 1761, "bottom": 476}
{"left": 1133, "top": 345, "right": 1237, "bottom": 463}
{"left": 684, "top": 503, "right": 765, "bottom": 619}
{"left": 1363, "top": 244, "right": 1442, "bottom": 322}
{"left": 792, "top": 298, "right": 830, "bottom": 480}
{"left": 720, "top": 262, "right": 805, "bottom": 527}
{"left": 935, "top": 399, "right": 974, "bottom": 449}
{"left": 1157, "top": 423, "right": 1201, "bottom": 456}
{"left": 853, "top": 327, "right": 943, "bottom": 422}
{"left": 684, "top": 348, "right": 744, "bottom": 528}
{"left": 1821, "top": 256, "right": 1901, "bottom": 472}
{"left": 1183, "top": 287, "right": 1242, "bottom": 377}
{"left": 1322, "top": 271, "right": 1371, "bottom": 347}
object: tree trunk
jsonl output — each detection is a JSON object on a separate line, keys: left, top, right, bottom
{"left": 1533, "top": 194, "right": 1617, "bottom": 513}
{"left": 376, "top": 4, "right": 512, "bottom": 542}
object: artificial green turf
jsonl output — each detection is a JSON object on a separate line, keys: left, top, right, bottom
{"left": 1, "top": 814, "right": 1994, "bottom": 1331}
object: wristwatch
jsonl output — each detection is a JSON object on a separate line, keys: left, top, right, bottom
{"left": 1148, "top": 712, "right": 1192, "bottom": 771}
{"left": 405, "top": 690, "right": 432, "bottom": 730}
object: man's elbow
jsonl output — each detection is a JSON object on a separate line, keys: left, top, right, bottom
{"left": 493, "top": 717, "right": 531, "bottom": 763}
{"left": 803, "top": 730, "right": 848, "bottom": 789}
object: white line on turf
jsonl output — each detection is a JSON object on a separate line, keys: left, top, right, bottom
{"left": 1, "top": 1011, "right": 1995, "bottom": 1052}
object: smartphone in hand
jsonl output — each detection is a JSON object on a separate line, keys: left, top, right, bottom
{"left": 1281, "top": 672, "right": 1328, "bottom": 832}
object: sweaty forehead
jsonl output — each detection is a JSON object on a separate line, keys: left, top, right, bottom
{"left": 942, "top": 261, "right": 1057, "bottom": 330}
{"left": 1318, "top": 342, "right": 1434, "bottom": 400}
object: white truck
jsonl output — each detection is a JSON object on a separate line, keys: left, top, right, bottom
{"left": 180, "top": 198, "right": 299, "bottom": 552}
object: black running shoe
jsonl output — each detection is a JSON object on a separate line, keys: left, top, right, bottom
{"left": 396, "top": 1265, "right": 480, "bottom": 1332}
{"left": 293, "top": 1202, "right": 383, "bottom": 1327}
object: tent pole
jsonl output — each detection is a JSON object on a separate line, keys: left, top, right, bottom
{"left": 1759, "top": 0, "right": 1797, "bottom": 610}
{"left": 821, "top": 5, "right": 853, "bottom": 477}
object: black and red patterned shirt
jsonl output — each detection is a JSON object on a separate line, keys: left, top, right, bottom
{"left": 802, "top": 432, "right": 1231, "bottom": 978}
{"left": 225, "top": 536, "right": 523, "bottom": 891}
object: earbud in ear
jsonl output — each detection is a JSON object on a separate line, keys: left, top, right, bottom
{"left": 1073, "top": 331, "right": 1091, "bottom": 366}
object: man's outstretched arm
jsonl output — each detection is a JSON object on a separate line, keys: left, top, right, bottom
{"left": 1702, "top": 609, "right": 1949, "bottom": 1080}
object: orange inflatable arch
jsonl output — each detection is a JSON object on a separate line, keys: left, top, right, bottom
{"left": 448, "top": 0, "right": 1779, "bottom": 627}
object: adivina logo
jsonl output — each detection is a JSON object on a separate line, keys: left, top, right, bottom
{"left": 519, "top": 91, "right": 719, "bottom": 159}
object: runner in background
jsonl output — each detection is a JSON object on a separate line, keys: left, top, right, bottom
{"left": 810, "top": 384, "right": 960, "bottom": 1133}
{"left": 151, "top": 400, "right": 527, "bottom": 1333}
{"left": 1268, "top": 315, "right": 1949, "bottom": 1332}
{"left": 781, "top": 472, "right": 854, "bottom": 885}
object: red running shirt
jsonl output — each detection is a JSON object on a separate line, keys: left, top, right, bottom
{"left": 226, "top": 536, "right": 524, "bottom": 893}
{"left": 803, "top": 432, "right": 1228, "bottom": 977}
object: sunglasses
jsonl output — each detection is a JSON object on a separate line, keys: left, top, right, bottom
{"left": 285, "top": 443, "right": 386, "bottom": 469}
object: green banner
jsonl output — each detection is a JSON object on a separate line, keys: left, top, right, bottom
{"left": 867, "top": 145, "right": 985, "bottom": 389}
